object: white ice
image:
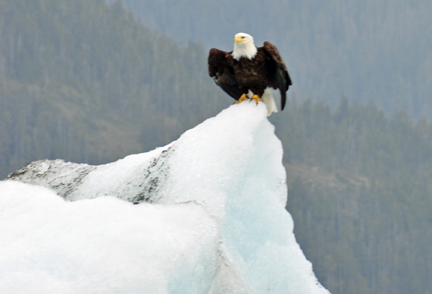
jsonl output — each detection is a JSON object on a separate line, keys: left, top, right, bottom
{"left": 0, "top": 102, "right": 330, "bottom": 294}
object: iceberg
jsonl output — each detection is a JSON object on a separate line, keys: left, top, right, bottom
{"left": 1, "top": 102, "right": 330, "bottom": 294}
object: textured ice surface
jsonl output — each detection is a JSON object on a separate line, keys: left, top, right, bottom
{"left": 2, "top": 102, "right": 330, "bottom": 294}
{"left": 0, "top": 181, "right": 219, "bottom": 294}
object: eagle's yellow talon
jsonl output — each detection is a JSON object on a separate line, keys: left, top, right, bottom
{"left": 235, "top": 93, "right": 248, "bottom": 104}
{"left": 250, "top": 94, "right": 262, "bottom": 105}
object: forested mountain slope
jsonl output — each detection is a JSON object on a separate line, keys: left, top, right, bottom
{"left": 0, "top": 0, "right": 225, "bottom": 177}
{"left": 1, "top": 1, "right": 431, "bottom": 294}
{"left": 122, "top": 0, "right": 432, "bottom": 120}
{"left": 280, "top": 98, "right": 432, "bottom": 294}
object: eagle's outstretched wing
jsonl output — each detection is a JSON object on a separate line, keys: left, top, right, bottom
{"left": 208, "top": 48, "right": 243, "bottom": 100}
{"left": 263, "top": 41, "right": 292, "bottom": 110}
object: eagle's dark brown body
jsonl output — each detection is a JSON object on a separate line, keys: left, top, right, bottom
{"left": 230, "top": 48, "right": 276, "bottom": 97}
{"left": 208, "top": 38, "right": 291, "bottom": 111}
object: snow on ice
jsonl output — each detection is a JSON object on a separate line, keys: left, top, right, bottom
{"left": 0, "top": 102, "right": 330, "bottom": 294}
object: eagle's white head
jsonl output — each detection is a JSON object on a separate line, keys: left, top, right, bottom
{"left": 232, "top": 32, "right": 257, "bottom": 61}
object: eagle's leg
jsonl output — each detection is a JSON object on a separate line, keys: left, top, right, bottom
{"left": 250, "top": 94, "right": 262, "bottom": 105}
{"left": 235, "top": 93, "right": 248, "bottom": 104}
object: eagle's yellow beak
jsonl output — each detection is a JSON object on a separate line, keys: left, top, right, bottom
{"left": 235, "top": 36, "right": 243, "bottom": 43}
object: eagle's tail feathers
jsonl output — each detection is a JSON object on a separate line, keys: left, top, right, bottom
{"left": 261, "top": 89, "right": 278, "bottom": 117}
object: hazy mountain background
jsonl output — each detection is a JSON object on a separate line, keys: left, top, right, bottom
{"left": 0, "top": 1, "right": 431, "bottom": 294}
{"left": 122, "top": 0, "right": 432, "bottom": 119}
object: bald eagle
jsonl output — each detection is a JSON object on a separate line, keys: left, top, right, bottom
{"left": 208, "top": 33, "right": 292, "bottom": 116}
